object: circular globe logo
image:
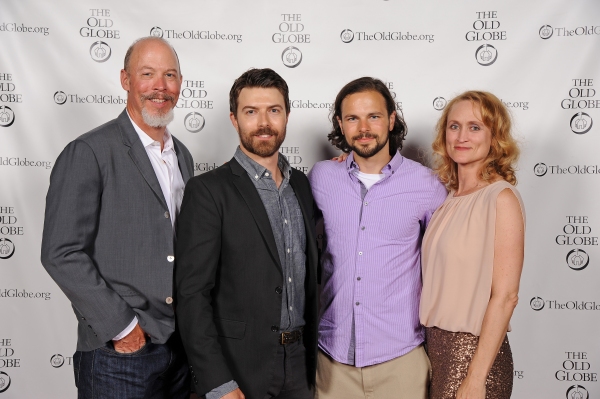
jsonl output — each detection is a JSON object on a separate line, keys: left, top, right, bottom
{"left": 0, "top": 106, "right": 15, "bottom": 128}
{"left": 50, "top": 354, "right": 65, "bottom": 368}
{"left": 475, "top": 44, "right": 498, "bottom": 66}
{"left": 0, "top": 371, "right": 11, "bottom": 393}
{"left": 281, "top": 46, "right": 302, "bottom": 68}
{"left": 530, "top": 296, "right": 545, "bottom": 311}
{"left": 54, "top": 91, "right": 67, "bottom": 105}
{"left": 566, "top": 249, "right": 589, "bottom": 271}
{"left": 433, "top": 97, "right": 447, "bottom": 111}
{"left": 539, "top": 25, "right": 553, "bottom": 39}
{"left": 340, "top": 29, "right": 354, "bottom": 43}
{"left": 566, "top": 385, "right": 589, "bottom": 399}
{"left": 184, "top": 112, "right": 206, "bottom": 133}
{"left": 533, "top": 163, "right": 548, "bottom": 177}
{"left": 90, "top": 41, "right": 111, "bottom": 63}
{"left": 150, "top": 26, "right": 163, "bottom": 38}
{"left": 570, "top": 112, "right": 593, "bottom": 134}
{"left": 0, "top": 238, "right": 15, "bottom": 259}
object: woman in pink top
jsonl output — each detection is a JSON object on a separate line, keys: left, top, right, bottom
{"left": 420, "top": 91, "right": 525, "bottom": 399}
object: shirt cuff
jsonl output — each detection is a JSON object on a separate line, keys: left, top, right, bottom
{"left": 112, "top": 316, "right": 138, "bottom": 341}
{"left": 205, "top": 380, "right": 239, "bottom": 399}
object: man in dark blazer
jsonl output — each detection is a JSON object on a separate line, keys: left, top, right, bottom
{"left": 176, "top": 68, "right": 318, "bottom": 399}
{"left": 41, "top": 37, "right": 193, "bottom": 398}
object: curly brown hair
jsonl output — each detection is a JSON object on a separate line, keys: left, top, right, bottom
{"left": 432, "top": 91, "right": 520, "bottom": 190}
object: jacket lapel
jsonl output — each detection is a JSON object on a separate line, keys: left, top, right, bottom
{"left": 117, "top": 110, "right": 168, "bottom": 210}
{"left": 229, "top": 158, "right": 282, "bottom": 272}
{"left": 173, "top": 138, "right": 192, "bottom": 183}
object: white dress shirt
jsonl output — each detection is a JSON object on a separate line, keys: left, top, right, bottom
{"left": 112, "top": 114, "right": 186, "bottom": 341}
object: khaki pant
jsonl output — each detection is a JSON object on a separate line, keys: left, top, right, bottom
{"left": 316, "top": 346, "right": 431, "bottom": 399}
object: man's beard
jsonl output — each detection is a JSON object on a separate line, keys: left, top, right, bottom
{"left": 239, "top": 126, "right": 286, "bottom": 157}
{"left": 140, "top": 93, "right": 176, "bottom": 128}
{"left": 349, "top": 132, "right": 389, "bottom": 158}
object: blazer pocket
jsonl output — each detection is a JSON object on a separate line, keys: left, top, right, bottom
{"left": 214, "top": 318, "right": 246, "bottom": 340}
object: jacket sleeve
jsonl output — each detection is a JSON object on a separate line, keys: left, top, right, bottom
{"left": 40, "top": 139, "right": 136, "bottom": 343}
{"left": 175, "top": 176, "right": 233, "bottom": 395}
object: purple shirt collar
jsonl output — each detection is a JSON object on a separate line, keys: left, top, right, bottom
{"left": 345, "top": 150, "right": 404, "bottom": 179}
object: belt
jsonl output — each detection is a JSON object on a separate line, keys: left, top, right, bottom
{"left": 280, "top": 328, "right": 303, "bottom": 345}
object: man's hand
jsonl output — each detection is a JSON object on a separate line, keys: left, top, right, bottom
{"left": 222, "top": 388, "right": 245, "bottom": 399}
{"left": 112, "top": 323, "right": 147, "bottom": 353}
{"left": 331, "top": 153, "right": 348, "bottom": 162}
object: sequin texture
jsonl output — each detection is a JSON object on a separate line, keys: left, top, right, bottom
{"left": 426, "top": 327, "right": 513, "bottom": 399}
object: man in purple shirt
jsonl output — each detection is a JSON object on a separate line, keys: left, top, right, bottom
{"left": 308, "top": 77, "right": 447, "bottom": 398}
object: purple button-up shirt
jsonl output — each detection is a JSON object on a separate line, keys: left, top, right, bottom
{"left": 308, "top": 151, "right": 446, "bottom": 367}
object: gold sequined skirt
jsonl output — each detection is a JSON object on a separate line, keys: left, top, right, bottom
{"left": 425, "top": 327, "right": 513, "bottom": 399}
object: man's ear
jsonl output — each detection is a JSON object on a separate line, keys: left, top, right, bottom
{"left": 337, "top": 117, "right": 344, "bottom": 135}
{"left": 229, "top": 112, "right": 239, "bottom": 131}
{"left": 120, "top": 69, "right": 130, "bottom": 92}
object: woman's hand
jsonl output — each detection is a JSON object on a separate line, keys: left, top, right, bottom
{"left": 456, "top": 375, "right": 486, "bottom": 399}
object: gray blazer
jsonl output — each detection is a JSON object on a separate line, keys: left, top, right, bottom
{"left": 41, "top": 110, "right": 194, "bottom": 352}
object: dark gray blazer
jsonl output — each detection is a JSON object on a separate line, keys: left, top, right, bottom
{"left": 175, "top": 158, "right": 318, "bottom": 398}
{"left": 41, "top": 110, "right": 194, "bottom": 352}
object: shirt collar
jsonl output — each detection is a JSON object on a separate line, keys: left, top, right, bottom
{"left": 127, "top": 111, "right": 175, "bottom": 153}
{"left": 345, "top": 150, "right": 404, "bottom": 177}
{"left": 234, "top": 146, "right": 292, "bottom": 181}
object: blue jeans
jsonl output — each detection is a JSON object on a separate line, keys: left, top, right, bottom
{"left": 73, "top": 334, "right": 190, "bottom": 399}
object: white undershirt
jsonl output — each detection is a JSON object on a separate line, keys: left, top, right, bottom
{"left": 355, "top": 170, "right": 385, "bottom": 190}
{"left": 112, "top": 114, "right": 185, "bottom": 341}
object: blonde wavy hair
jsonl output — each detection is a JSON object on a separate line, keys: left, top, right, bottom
{"left": 432, "top": 91, "right": 520, "bottom": 190}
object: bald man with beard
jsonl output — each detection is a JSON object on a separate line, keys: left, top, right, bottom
{"left": 41, "top": 37, "right": 193, "bottom": 399}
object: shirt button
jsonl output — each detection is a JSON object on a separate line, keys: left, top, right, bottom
{"left": 357, "top": 277, "right": 361, "bottom": 281}
{"left": 271, "top": 325, "right": 279, "bottom": 332}
{"left": 166, "top": 297, "right": 173, "bottom": 304}
{"left": 254, "top": 175, "right": 259, "bottom": 180}
{"left": 284, "top": 219, "right": 288, "bottom": 224}
{"left": 358, "top": 251, "right": 363, "bottom": 256}
{"left": 288, "top": 277, "right": 292, "bottom": 283}
{"left": 164, "top": 211, "right": 170, "bottom": 219}
{"left": 361, "top": 226, "right": 365, "bottom": 230}
{"left": 167, "top": 256, "right": 175, "bottom": 262}
{"left": 355, "top": 302, "right": 360, "bottom": 306}
{"left": 265, "top": 172, "right": 270, "bottom": 177}
{"left": 364, "top": 202, "right": 368, "bottom": 206}
{"left": 289, "top": 306, "right": 293, "bottom": 311}
{"left": 275, "top": 286, "right": 283, "bottom": 294}
{"left": 287, "top": 248, "right": 290, "bottom": 253}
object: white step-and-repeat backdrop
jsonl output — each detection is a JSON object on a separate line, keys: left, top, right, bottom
{"left": 1, "top": 0, "right": 599, "bottom": 397}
